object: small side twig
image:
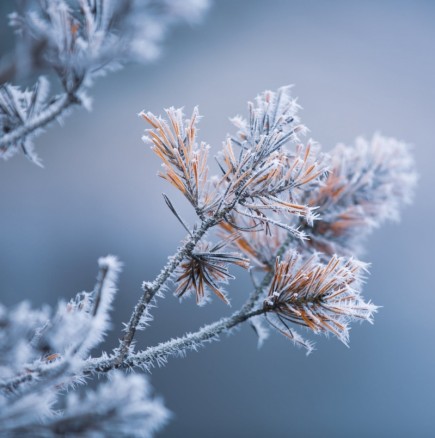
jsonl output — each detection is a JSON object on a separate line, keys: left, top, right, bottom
{"left": 92, "top": 233, "right": 294, "bottom": 373}
{"left": 91, "top": 306, "right": 267, "bottom": 374}
{"left": 0, "top": 92, "right": 78, "bottom": 150}
{"left": 115, "top": 215, "right": 220, "bottom": 364}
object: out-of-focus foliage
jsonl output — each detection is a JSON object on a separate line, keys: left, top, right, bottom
{"left": 0, "top": 0, "right": 210, "bottom": 164}
{"left": 0, "top": 256, "right": 170, "bottom": 437}
{"left": 303, "top": 134, "right": 417, "bottom": 256}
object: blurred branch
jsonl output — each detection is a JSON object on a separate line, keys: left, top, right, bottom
{"left": 0, "top": 0, "right": 211, "bottom": 164}
{"left": 0, "top": 91, "right": 78, "bottom": 150}
{"left": 0, "top": 60, "right": 16, "bottom": 85}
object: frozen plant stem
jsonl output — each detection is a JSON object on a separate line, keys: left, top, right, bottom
{"left": 93, "top": 304, "right": 267, "bottom": 373}
{"left": 1, "top": 0, "right": 211, "bottom": 163}
{"left": 116, "top": 211, "right": 231, "bottom": 364}
{"left": 0, "top": 92, "right": 78, "bottom": 150}
{"left": 117, "top": 154, "right": 298, "bottom": 362}
{"left": 241, "top": 232, "right": 294, "bottom": 312}
{"left": 94, "top": 233, "right": 294, "bottom": 373}
{"left": 117, "top": 88, "right": 311, "bottom": 362}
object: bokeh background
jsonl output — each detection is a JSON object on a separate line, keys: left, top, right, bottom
{"left": 1, "top": 1, "right": 434, "bottom": 436}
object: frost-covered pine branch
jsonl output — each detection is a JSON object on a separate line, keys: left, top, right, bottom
{"left": 105, "top": 86, "right": 415, "bottom": 370}
{"left": 87, "top": 249, "right": 375, "bottom": 372}
{"left": 0, "top": 85, "right": 417, "bottom": 435}
{"left": 115, "top": 88, "right": 319, "bottom": 364}
{"left": 0, "top": 0, "right": 210, "bottom": 164}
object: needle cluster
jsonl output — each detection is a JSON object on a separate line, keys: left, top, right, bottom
{"left": 176, "top": 240, "right": 249, "bottom": 305}
{"left": 304, "top": 134, "right": 417, "bottom": 256}
{"left": 265, "top": 253, "right": 377, "bottom": 350}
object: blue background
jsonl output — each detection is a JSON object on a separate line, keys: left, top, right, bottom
{"left": 1, "top": 1, "right": 434, "bottom": 436}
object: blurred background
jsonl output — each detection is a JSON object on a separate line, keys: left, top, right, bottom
{"left": 1, "top": 0, "right": 434, "bottom": 436}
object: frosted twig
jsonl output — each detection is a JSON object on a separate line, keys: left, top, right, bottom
{"left": 0, "top": 92, "right": 77, "bottom": 150}
{"left": 90, "top": 307, "right": 267, "bottom": 373}
{"left": 93, "top": 232, "right": 294, "bottom": 374}
{"left": 117, "top": 89, "right": 314, "bottom": 361}
{"left": 0, "top": 0, "right": 210, "bottom": 163}
{"left": 116, "top": 210, "right": 231, "bottom": 364}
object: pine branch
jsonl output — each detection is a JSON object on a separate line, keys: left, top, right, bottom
{"left": 241, "top": 232, "right": 294, "bottom": 312}
{"left": 117, "top": 88, "right": 324, "bottom": 363}
{"left": 0, "top": 76, "right": 417, "bottom": 436}
{"left": 1, "top": 0, "right": 211, "bottom": 163}
{"left": 0, "top": 92, "right": 78, "bottom": 151}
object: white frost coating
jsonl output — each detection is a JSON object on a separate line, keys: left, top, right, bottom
{"left": 1, "top": 0, "right": 211, "bottom": 162}
{"left": 265, "top": 251, "right": 378, "bottom": 348}
{"left": 0, "top": 256, "right": 169, "bottom": 438}
{"left": 0, "top": 76, "right": 53, "bottom": 164}
{"left": 98, "top": 254, "right": 123, "bottom": 273}
{"left": 35, "top": 254, "right": 122, "bottom": 361}
{"left": 25, "top": 372, "right": 170, "bottom": 437}
{"left": 76, "top": 254, "right": 122, "bottom": 355}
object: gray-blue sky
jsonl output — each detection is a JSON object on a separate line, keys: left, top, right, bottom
{"left": 1, "top": 1, "right": 434, "bottom": 436}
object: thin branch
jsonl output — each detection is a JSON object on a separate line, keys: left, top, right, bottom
{"left": 115, "top": 214, "right": 220, "bottom": 364}
{"left": 0, "top": 92, "right": 78, "bottom": 150}
{"left": 0, "top": 257, "right": 117, "bottom": 394}
{"left": 117, "top": 87, "right": 310, "bottom": 360}
{"left": 116, "top": 225, "right": 294, "bottom": 366}
{"left": 89, "top": 306, "right": 266, "bottom": 374}
{"left": 90, "top": 232, "right": 294, "bottom": 374}
{"left": 0, "top": 60, "right": 17, "bottom": 86}
{"left": 91, "top": 264, "right": 110, "bottom": 317}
